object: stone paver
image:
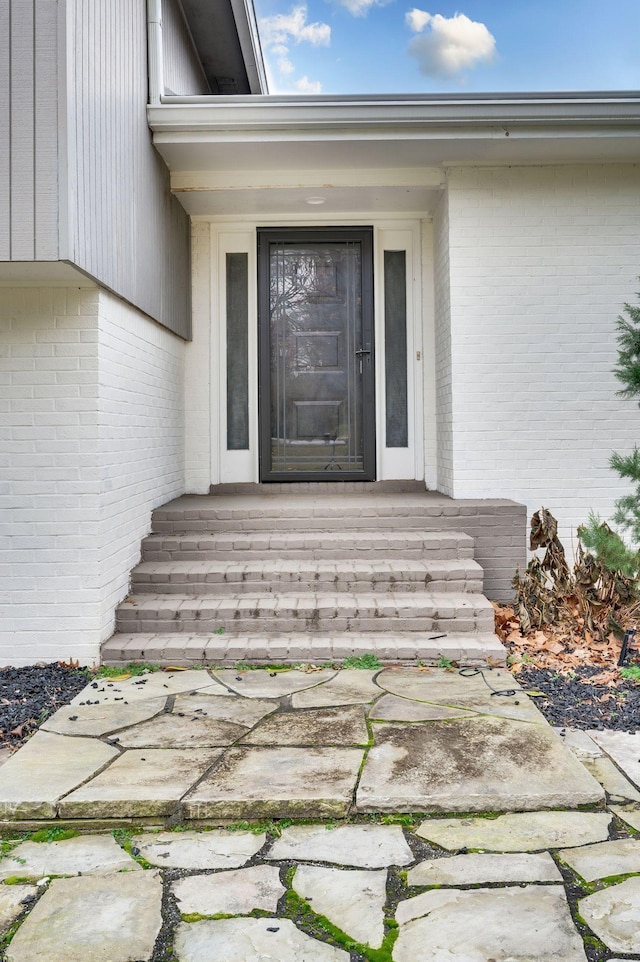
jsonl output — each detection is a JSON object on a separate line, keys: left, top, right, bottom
{"left": 293, "top": 865, "right": 387, "bottom": 948}
{"left": 0, "top": 885, "right": 37, "bottom": 932}
{"left": 173, "top": 917, "right": 349, "bottom": 961}
{"left": 0, "top": 835, "right": 140, "bottom": 880}
{"left": 69, "top": 670, "right": 223, "bottom": 704}
{"left": 407, "top": 851, "right": 562, "bottom": 886}
{"left": 376, "top": 668, "right": 545, "bottom": 725}
{"left": 240, "top": 706, "right": 369, "bottom": 746}
{"left": 556, "top": 728, "right": 603, "bottom": 758}
{"left": 212, "top": 668, "right": 336, "bottom": 699}
{"left": 0, "top": 731, "right": 118, "bottom": 819}
{"left": 132, "top": 830, "right": 266, "bottom": 869}
{"left": 357, "top": 718, "right": 604, "bottom": 812}
{"left": 394, "top": 885, "right": 587, "bottom": 962}
{"left": 581, "top": 755, "right": 640, "bottom": 803}
{"left": 5, "top": 871, "right": 162, "bottom": 962}
{"left": 172, "top": 866, "right": 284, "bottom": 916}
{"left": 58, "top": 749, "right": 223, "bottom": 818}
{"left": 172, "top": 693, "right": 277, "bottom": 727}
{"left": 41, "top": 699, "right": 166, "bottom": 736}
{"left": 266, "top": 824, "right": 413, "bottom": 868}
{"left": 291, "top": 671, "right": 381, "bottom": 707}
{"left": 579, "top": 876, "right": 640, "bottom": 954}
{"left": 0, "top": 748, "right": 12, "bottom": 768}
{"left": 590, "top": 730, "right": 640, "bottom": 790}
{"left": 369, "top": 694, "right": 475, "bottom": 722}
{"left": 611, "top": 803, "right": 640, "bottom": 832}
{"left": 184, "top": 747, "right": 363, "bottom": 818}
{"left": 561, "top": 837, "right": 640, "bottom": 882}
{"left": 416, "top": 811, "right": 612, "bottom": 852}
{"left": 114, "top": 713, "right": 246, "bottom": 748}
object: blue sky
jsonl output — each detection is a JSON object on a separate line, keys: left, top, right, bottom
{"left": 253, "top": 0, "right": 640, "bottom": 95}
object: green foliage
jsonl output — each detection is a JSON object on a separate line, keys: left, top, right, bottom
{"left": 94, "top": 662, "right": 159, "bottom": 678}
{"left": 435, "top": 656, "right": 453, "bottom": 669}
{"left": 225, "top": 819, "right": 293, "bottom": 837}
{"left": 607, "top": 286, "right": 640, "bottom": 549}
{"left": 578, "top": 511, "right": 640, "bottom": 581}
{"left": 30, "top": 828, "right": 79, "bottom": 843}
{"left": 621, "top": 665, "right": 640, "bottom": 680}
{"left": 342, "top": 653, "right": 381, "bottom": 670}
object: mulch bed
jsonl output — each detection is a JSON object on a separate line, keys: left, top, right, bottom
{"left": 515, "top": 664, "right": 640, "bottom": 732}
{"left": 0, "top": 663, "right": 91, "bottom": 751}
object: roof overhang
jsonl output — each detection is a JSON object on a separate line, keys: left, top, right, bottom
{"left": 149, "top": 92, "right": 640, "bottom": 216}
{"left": 179, "top": 0, "right": 267, "bottom": 95}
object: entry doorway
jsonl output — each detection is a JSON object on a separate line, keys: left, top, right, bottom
{"left": 258, "top": 228, "right": 376, "bottom": 481}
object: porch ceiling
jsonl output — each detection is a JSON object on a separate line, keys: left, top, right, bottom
{"left": 149, "top": 92, "right": 640, "bottom": 217}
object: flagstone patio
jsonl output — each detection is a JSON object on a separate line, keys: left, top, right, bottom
{"left": 2, "top": 671, "right": 640, "bottom": 961}
{"left": 0, "top": 666, "right": 605, "bottom": 824}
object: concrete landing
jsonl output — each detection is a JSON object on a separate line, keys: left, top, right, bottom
{"left": 0, "top": 667, "right": 603, "bottom": 824}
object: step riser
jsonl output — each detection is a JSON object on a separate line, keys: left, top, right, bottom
{"left": 103, "top": 632, "right": 506, "bottom": 667}
{"left": 142, "top": 541, "right": 475, "bottom": 562}
{"left": 117, "top": 601, "right": 495, "bottom": 634}
{"left": 116, "top": 615, "right": 493, "bottom": 634}
{"left": 153, "top": 516, "right": 484, "bottom": 533}
{"left": 130, "top": 576, "right": 483, "bottom": 595}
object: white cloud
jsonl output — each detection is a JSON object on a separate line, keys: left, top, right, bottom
{"left": 297, "top": 75, "right": 323, "bottom": 93}
{"left": 260, "top": 4, "right": 327, "bottom": 94}
{"left": 406, "top": 10, "right": 497, "bottom": 78}
{"left": 334, "top": 0, "right": 389, "bottom": 16}
{"left": 260, "top": 5, "right": 331, "bottom": 48}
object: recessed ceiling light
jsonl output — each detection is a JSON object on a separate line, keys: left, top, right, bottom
{"left": 305, "top": 196, "right": 326, "bottom": 205}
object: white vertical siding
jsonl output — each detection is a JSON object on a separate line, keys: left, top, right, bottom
{"left": 66, "top": 0, "right": 191, "bottom": 339}
{"left": 163, "top": 0, "right": 209, "bottom": 96}
{"left": 0, "top": 1, "right": 11, "bottom": 259}
{"left": 0, "top": 0, "right": 60, "bottom": 262}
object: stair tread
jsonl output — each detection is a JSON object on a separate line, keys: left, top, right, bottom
{"left": 119, "top": 590, "right": 493, "bottom": 607}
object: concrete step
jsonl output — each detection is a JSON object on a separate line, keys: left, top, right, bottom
{"left": 141, "top": 529, "right": 475, "bottom": 562}
{"left": 130, "top": 558, "right": 484, "bottom": 595}
{"left": 101, "top": 630, "right": 506, "bottom": 667}
{"left": 152, "top": 492, "right": 492, "bottom": 533}
{"left": 115, "top": 591, "right": 495, "bottom": 635}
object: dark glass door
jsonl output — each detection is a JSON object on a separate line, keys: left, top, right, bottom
{"left": 258, "top": 228, "right": 375, "bottom": 481}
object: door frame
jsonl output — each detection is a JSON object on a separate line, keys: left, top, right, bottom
{"left": 257, "top": 226, "right": 376, "bottom": 482}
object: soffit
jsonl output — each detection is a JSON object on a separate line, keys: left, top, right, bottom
{"left": 149, "top": 92, "right": 640, "bottom": 215}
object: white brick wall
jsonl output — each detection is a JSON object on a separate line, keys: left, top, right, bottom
{"left": 445, "top": 164, "right": 640, "bottom": 551}
{"left": 433, "top": 190, "right": 454, "bottom": 496}
{"left": 97, "top": 292, "right": 185, "bottom": 640}
{"left": 0, "top": 287, "right": 185, "bottom": 666}
{"left": 185, "top": 222, "right": 212, "bottom": 493}
{"left": 0, "top": 288, "right": 102, "bottom": 666}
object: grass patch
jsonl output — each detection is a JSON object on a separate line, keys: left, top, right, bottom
{"left": 225, "top": 819, "right": 293, "bottom": 837}
{"left": 342, "top": 654, "right": 382, "bottom": 670}
{"left": 30, "top": 828, "right": 79, "bottom": 844}
{"left": 94, "top": 662, "right": 159, "bottom": 678}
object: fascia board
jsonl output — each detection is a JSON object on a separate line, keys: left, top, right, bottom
{"left": 149, "top": 95, "right": 640, "bottom": 137}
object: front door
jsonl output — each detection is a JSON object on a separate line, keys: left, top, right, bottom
{"left": 258, "top": 228, "right": 375, "bottom": 481}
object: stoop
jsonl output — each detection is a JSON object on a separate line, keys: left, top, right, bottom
{"left": 102, "top": 486, "right": 526, "bottom": 667}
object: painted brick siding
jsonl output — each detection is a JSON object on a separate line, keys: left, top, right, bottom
{"left": 0, "top": 288, "right": 101, "bottom": 666}
{"left": 446, "top": 164, "right": 640, "bottom": 551}
{"left": 97, "top": 292, "right": 185, "bottom": 641}
{"left": 0, "top": 287, "right": 185, "bottom": 666}
{"left": 433, "top": 190, "right": 454, "bottom": 496}
{"left": 184, "top": 222, "right": 212, "bottom": 493}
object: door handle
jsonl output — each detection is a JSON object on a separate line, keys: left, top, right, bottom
{"left": 354, "top": 348, "right": 371, "bottom": 357}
